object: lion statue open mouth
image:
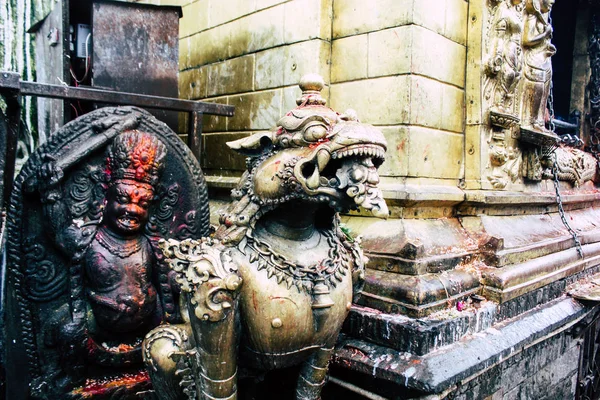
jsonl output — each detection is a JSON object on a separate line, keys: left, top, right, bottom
{"left": 143, "top": 74, "right": 388, "bottom": 400}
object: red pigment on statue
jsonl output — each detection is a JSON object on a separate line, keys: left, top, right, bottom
{"left": 309, "top": 138, "right": 330, "bottom": 149}
{"left": 72, "top": 370, "right": 149, "bottom": 397}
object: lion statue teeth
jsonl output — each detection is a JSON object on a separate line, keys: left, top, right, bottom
{"left": 143, "top": 74, "right": 389, "bottom": 400}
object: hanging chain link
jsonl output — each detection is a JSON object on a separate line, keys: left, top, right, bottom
{"left": 545, "top": 14, "right": 583, "bottom": 259}
{"left": 548, "top": 80, "right": 556, "bottom": 133}
{"left": 552, "top": 153, "right": 584, "bottom": 258}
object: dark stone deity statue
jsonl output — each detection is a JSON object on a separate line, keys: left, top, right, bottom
{"left": 142, "top": 75, "right": 389, "bottom": 399}
{"left": 42, "top": 130, "right": 166, "bottom": 337}
{"left": 4, "top": 107, "right": 210, "bottom": 399}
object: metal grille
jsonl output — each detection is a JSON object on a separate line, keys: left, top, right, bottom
{"left": 577, "top": 312, "right": 600, "bottom": 400}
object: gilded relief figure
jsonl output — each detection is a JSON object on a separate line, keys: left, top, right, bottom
{"left": 520, "top": 0, "right": 556, "bottom": 132}
{"left": 143, "top": 75, "right": 389, "bottom": 400}
{"left": 486, "top": 0, "right": 524, "bottom": 119}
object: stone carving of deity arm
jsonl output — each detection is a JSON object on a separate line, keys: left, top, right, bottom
{"left": 35, "top": 157, "right": 97, "bottom": 259}
{"left": 32, "top": 114, "right": 143, "bottom": 258}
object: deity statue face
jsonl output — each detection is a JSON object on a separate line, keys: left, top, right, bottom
{"left": 104, "top": 179, "right": 154, "bottom": 235}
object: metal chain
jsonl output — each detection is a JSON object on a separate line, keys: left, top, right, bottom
{"left": 548, "top": 80, "right": 556, "bottom": 133}
{"left": 545, "top": 11, "right": 583, "bottom": 259}
{"left": 547, "top": 12, "right": 556, "bottom": 133}
{"left": 552, "top": 154, "right": 584, "bottom": 258}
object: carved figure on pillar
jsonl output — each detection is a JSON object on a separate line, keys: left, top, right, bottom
{"left": 485, "top": 0, "right": 524, "bottom": 126}
{"left": 520, "top": 0, "right": 556, "bottom": 133}
{"left": 143, "top": 75, "right": 389, "bottom": 400}
{"left": 4, "top": 107, "right": 210, "bottom": 399}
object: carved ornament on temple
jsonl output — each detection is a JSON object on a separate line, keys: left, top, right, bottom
{"left": 485, "top": 0, "right": 525, "bottom": 128}
{"left": 483, "top": 0, "right": 568, "bottom": 187}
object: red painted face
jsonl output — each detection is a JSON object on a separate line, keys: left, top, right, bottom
{"left": 104, "top": 180, "right": 154, "bottom": 235}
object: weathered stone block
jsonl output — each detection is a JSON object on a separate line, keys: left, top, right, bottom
{"left": 284, "top": 0, "right": 332, "bottom": 43}
{"left": 188, "top": 24, "right": 230, "bottom": 68}
{"left": 202, "top": 132, "right": 250, "bottom": 171}
{"left": 161, "top": 0, "right": 194, "bottom": 5}
{"left": 378, "top": 126, "right": 409, "bottom": 177}
{"left": 179, "top": 66, "right": 208, "bottom": 99}
{"left": 202, "top": 96, "right": 229, "bottom": 133}
{"left": 330, "top": 76, "right": 410, "bottom": 125}
{"left": 179, "top": 36, "right": 192, "bottom": 69}
{"left": 344, "top": 302, "right": 496, "bottom": 356}
{"left": 368, "top": 27, "right": 411, "bottom": 78}
{"left": 256, "top": 0, "right": 287, "bottom": 11}
{"left": 207, "top": 54, "right": 255, "bottom": 97}
{"left": 228, "top": 89, "right": 282, "bottom": 131}
{"left": 407, "top": 126, "right": 463, "bottom": 179}
{"left": 283, "top": 39, "right": 330, "bottom": 86}
{"left": 229, "top": 5, "right": 285, "bottom": 58}
{"left": 445, "top": 0, "right": 468, "bottom": 45}
{"left": 208, "top": 0, "right": 255, "bottom": 28}
{"left": 531, "top": 344, "right": 579, "bottom": 394}
{"left": 413, "top": 0, "right": 446, "bottom": 37}
{"left": 282, "top": 85, "right": 299, "bottom": 114}
{"left": 255, "top": 40, "right": 330, "bottom": 90}
{"left": 410, "top": 76, "right": 442, "bottom": 129}
{"left": 331, "top": 34, "right": 368, "bottom": 83}
{"left": 255, "top": 46, "right": 286, "bottom": 90}
{"left": 332, "top": 0, "right": 412, "bottom": 38}
{"left": 180, "top": 0, "right": 209, "bottom": 38}
{"left": 411, "top": 25, "right": 465, "bottom": 88}
{"left": 442, "top": 84, "right": 465, "bottom": 133}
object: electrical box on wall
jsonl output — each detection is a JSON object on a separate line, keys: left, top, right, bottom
{"left": 75, "top": 23, "right": 91, "bottom": 58}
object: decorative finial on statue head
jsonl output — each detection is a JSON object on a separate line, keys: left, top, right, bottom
{"left": 296, "top": 73, "right": 327, "bottom": 106}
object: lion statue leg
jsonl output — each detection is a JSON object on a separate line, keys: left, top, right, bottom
{"left": 295, "top": 346, "right": 334, "bottom": 400}
{"left": 143, "top": 324, "right": 194, "bottom": 400}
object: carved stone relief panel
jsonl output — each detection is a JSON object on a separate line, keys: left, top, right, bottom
{"left": 480, "top": 0, "right": 598, "bottom": 189}
{"left": 483, "top": 0, "right": 526, "bottom": 189}
{"left": 484, "top": 0, "right": 525, "bottom": 124}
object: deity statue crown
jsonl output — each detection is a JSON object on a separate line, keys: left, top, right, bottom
{"left": 107, "top": 130, "right": 167, "bottom": 186}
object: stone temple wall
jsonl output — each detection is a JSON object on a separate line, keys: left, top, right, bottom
{"left": 174, "top": 0, "right": 333, "bottom": 187}
{"left": 329, "top": 0, "right": 466, "bottom": 185}
{"left": 173, "top": 0, "right": 468, "bottom": 190}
